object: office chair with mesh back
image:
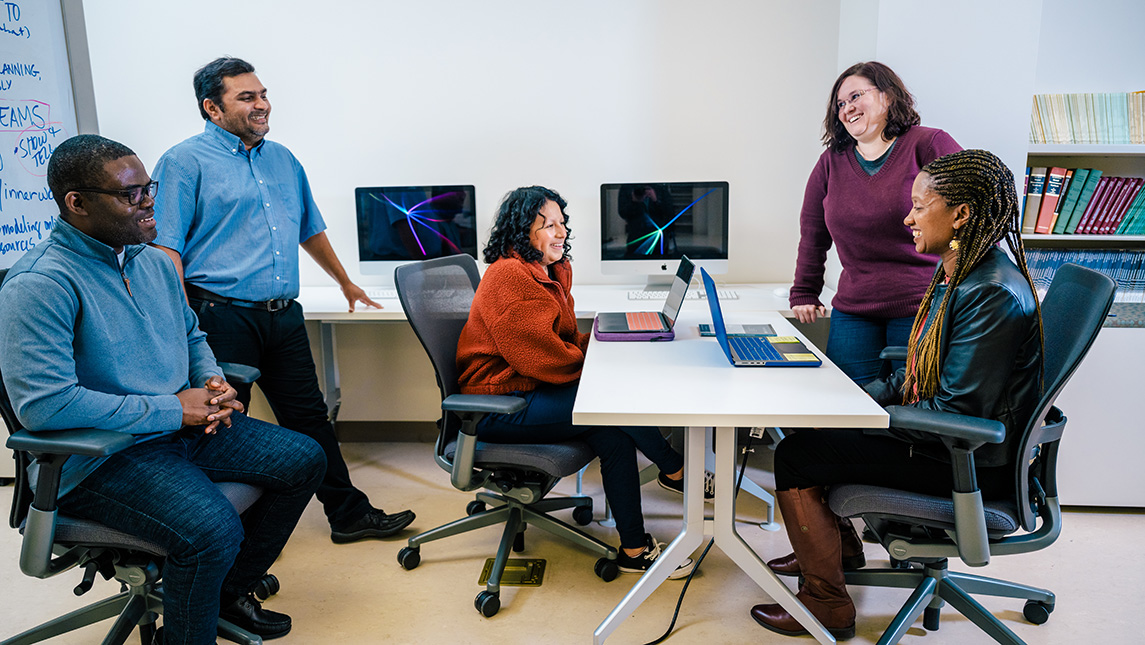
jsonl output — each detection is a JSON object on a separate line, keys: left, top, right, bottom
{"left": 0, "top": 266, "right": 278, "bottom": 645}
{"left": 394, "top": 254, "right": 618, "bottom": 618}
{"left": 828, "top": 263, "right": 1116, "bottom": 644}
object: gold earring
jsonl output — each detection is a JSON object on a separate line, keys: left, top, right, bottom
{"left": 949, "top": 238, "right": 960, "bottom": 251}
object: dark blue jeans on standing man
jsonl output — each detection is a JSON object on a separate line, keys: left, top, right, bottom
{"left": 57, "top": 413, "right": 326, "bottom": 645}
{"left": 477, "top": 382, "right": 684, "bottom": 550}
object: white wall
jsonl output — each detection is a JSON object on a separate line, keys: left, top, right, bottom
{"left": 864, "top": 0, "right": 1043, "bottom": 193}
{"left": 83, "top": 0, "right": 841, "bottom": 287}
{"left": 1035, "top": 0, "right": 1144, "bottom": 92}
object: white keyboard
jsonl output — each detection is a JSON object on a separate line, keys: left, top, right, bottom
{"left": 627, "top": 289, "right": 739, "bottom": 301}
{"left": 366, "top": 288, "right": 399, "bottom": 299}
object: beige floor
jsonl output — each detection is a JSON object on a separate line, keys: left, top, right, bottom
{"left": 1, "top": 440, "right": 1139, "bottom": 644}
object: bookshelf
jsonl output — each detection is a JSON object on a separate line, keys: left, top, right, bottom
{"left": 1024, "top": 142, "right": 1145, "bottom": 506}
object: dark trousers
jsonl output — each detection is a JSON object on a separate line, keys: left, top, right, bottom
{"left": 190, "top": 297, "right": 372, "bottom": 529}
{"left": 774, "top": 428, "right": 1012, "bottom": 500}
{"left": 58, "top": 414, "right": 325, "bottom": 645}
{"left": 477, "top": 382, "right": 684, "bottom": 550}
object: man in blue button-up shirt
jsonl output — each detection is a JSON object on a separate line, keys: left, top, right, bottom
{"left": 152, "top": 57, "right": 415, "bottom": 544}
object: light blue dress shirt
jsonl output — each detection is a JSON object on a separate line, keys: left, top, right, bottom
{"left": 152, "top": 121, "right": 326, "bottom": 301}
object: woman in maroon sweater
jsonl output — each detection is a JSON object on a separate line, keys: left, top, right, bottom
{"left": 791, "top": 61, "right": 961, "bottom": 384}
{"left": 457, "top": 186, "right": 697, "bottom": 578}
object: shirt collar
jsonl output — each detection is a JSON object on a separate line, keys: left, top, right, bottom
{"left": 52, "top": 217, "right": 147, "bottom": 267}
{"left": 203, "top": 120, "right": 265, "bottom": 158}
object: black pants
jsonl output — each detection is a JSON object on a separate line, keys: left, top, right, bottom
{"left": 774, "top": 428, "right": 1012, "bottom": 500}
{"left": 191, "top": 297, "right": 372, "bottom": 529}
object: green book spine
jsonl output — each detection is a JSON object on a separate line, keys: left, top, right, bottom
{"left": 1121, "top": 189, "right": 1145, "bottom": 235}
{"left": 1064, "top": 169, "right": 1103, "bottom": 233}
{"left": 1053, "top": 168, "right": 1090, "bottom": 234}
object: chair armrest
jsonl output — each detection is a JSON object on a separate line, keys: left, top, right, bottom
{"left": 884, "top": 406, "right": 1005, "bottom": 447}
{"left": 442, "top": 394, "right": 526, "bottom": 418}
{"left": 879, "top": 346, "right": 908, "bottom": 361}
{"left": 441, "top": 394, "right": 525, "bottom": 491}
{"left": 218, "top": 362, "right": 261, "bottom": 385}
{"left": 7, "top": 428, "right": 136, "bottom": 457}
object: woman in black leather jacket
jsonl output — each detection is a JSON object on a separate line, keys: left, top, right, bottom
{"left": 751, "top": 150, "right": 1044, "bottom": 640}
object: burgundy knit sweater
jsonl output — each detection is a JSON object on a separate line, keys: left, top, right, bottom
{"left": 790, "top": 126, "right": 961, "bottom": 318}
{"left": 456, "top": 256, "right": 590, "bottom": 395}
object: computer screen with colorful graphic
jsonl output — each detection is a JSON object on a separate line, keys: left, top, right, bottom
{"left": 600, "top": 181, "right": 729, "bottom": 285}
{"left": 355, "top": 185, "right": 478, "bottom": 282}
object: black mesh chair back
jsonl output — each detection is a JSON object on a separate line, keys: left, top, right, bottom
{"left": 394, "top": 254, "right": 480, "bottom": 459}
{"left": 1010, "top": 263, "right": 1115, "bottom": 531}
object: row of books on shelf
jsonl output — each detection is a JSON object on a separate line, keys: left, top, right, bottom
{"left": 1029, "top": 92, "right": 1145, "bottom": 145}
{"left": 1026, "top": 249, "right": 1145, "bottom": 303}
{"left": 1020, "top": 167, "right": 1145, "bottom": 235}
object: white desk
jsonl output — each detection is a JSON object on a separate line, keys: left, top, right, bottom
{"left": 572, "top": 310, "right": 886, "bottom": 645}
{"left": 294, "top": 282, "right": 832, "bottom": 418}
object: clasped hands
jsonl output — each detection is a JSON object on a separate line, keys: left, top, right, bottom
{"left": 177, "top": 375, "right": 244, "bottom": 434}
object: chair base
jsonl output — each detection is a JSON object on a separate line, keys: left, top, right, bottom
{"left": 1, "top": 582, "right": 263, "bottom": 645}
{"left": 845, "top": 560, "right": 1054, "bottom": 645}
{"left": 401, "top": 491, "right": 618, "bottom": 616}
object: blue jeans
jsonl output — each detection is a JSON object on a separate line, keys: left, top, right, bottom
{"left": 826, "top": 309, "right": 915, "bottom": 385}
{"left": 477, "top": 382, "right": 684, "bottom": 550}
{"left": 191, "top": 297, "right": 372, "bottom": 529}
{"left": 57, "top": 413, "right": 326, "bottom": 645}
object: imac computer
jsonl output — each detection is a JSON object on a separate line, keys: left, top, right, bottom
{"left": 355, "top": 185, "right": 478, "bottom": 292}
{"left": 600, "top": 181, "right": 729, "bottom": 289}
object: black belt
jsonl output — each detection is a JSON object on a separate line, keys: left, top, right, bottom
{"left": 185, "top": 284, "right": 293, "bottom": 312}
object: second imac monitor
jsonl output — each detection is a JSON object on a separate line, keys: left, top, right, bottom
{"left": 600, "top": 181, "right": 729, "bottom": 286}
{"left": 355, "top": 185, "right": 478, "bottom": 281}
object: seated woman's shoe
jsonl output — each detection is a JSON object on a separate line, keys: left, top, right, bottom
{"left": 753, "top": 487, "right": 856, "bottom": 639}
{"left": 750, "top": 594, "right": 856, "bottom": 640}
{"left": 768, "top": 515, "right": 866, "bottom": 576}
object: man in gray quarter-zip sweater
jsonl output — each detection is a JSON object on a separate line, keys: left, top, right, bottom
{"left": 0, "top": 134, "right": 326, "bottom": 644}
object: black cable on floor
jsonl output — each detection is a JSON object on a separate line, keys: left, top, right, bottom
{"left": 642, "top": 435, "right": 755, "bottom": 645}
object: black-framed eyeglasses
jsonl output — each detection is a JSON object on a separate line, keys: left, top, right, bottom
{"left": 73, "top": 180, "right": 159, "bottom": 206}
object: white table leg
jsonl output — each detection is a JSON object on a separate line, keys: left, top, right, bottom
{"left": 593, "top": 427, "right": 706, "bottom": 645}
{"left": 319, "top": 321, "right": 340, "bottom": 420}
{"left": 704, "top": 432, "right": 781, "bottom": 531}
{"left": 712, "top": 426, "right": 835, "bottom": 645}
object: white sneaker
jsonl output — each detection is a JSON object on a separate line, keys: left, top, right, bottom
{"left": 617, "top": 533, "right": 696, "bottom": 580}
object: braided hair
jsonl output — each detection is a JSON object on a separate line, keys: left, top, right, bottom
{"left": 901, "top": 149, "right": 1043, "bottom": 403}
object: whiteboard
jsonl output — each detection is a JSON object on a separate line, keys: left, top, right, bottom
{"left": 0, "top": 0, "right": 87, "bottom": 269}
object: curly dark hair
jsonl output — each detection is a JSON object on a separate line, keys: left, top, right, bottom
{"left": 822, "top": 61, "right": 921, "bottom": 154}
{"left": 483, "top": 186, "right": 571, "bottom": 264}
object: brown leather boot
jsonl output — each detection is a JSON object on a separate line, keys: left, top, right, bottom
{"left": 767, "top": 514, "right": 866, "bottom": 576}
{"left": 751, "top": 487, "right": 856, "bottom": 640}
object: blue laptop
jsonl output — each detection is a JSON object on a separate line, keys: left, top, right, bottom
{"left": 701, "top": 268, "right": 821, "bottom": 367}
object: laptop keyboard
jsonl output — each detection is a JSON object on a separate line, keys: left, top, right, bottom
{"left": 624, "top": 311, "right": 664, "bottom": 331}
{"left": 729, "top": 336, "right": 782, "bottom": 362}
{"left": 628, "top": 289, "right": 738, "bottom": 300}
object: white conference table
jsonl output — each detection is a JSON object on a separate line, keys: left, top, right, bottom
{"left": 572, "top": 309, "right": 887, "bottom": 645}
{"left": 294, "top": 282, "right": 831, "bottom": 418}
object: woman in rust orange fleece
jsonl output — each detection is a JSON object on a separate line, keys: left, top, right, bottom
{"left": 456, "top": 185, "right": 696, "bottom": 579}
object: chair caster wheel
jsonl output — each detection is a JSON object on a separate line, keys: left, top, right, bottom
{"left": 475, "top": 590, "right": 500, "bottom": 617}
{"left": 1024, "top": 600, "right": 1053, "bottom": 625}
{"left": 889, "top": 557, "right": 911, "bottom": 570}
{"left": 572, "top": 505, "right": 593, "bottom": 526}
{"left": 923, "top": 606, "right": 940, "bottom": 631}
{"left": 466, "top": 500, "right": 486, "bottom": 516}
{"left": 594, "top": 557, "right": 618, "bottom": 582}
{"left": 398, "top": 546, "right": 421, "bottom": 570}
{"left": 252, "top": 573, "right": 279, "bottom": 600}
{"left": 513, "top": 531, "right": 525, "bottom": 553}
